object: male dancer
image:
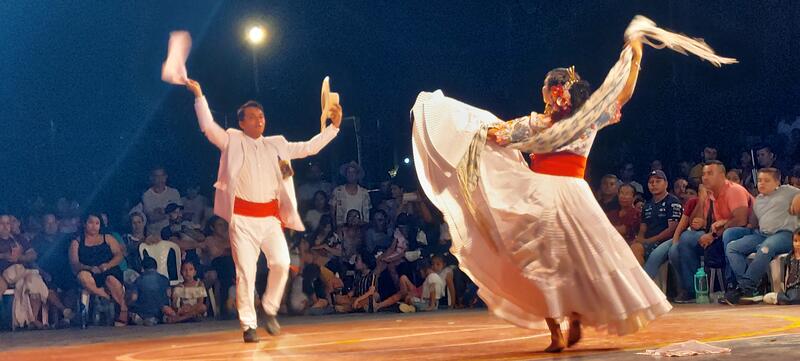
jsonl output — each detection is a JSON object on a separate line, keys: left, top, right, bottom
{"left": 187, "top": 79, "right": 342, "bottom": 342}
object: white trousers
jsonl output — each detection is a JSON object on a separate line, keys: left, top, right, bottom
{"left": 229, "top": 214, "right": 290, "bottom": 330}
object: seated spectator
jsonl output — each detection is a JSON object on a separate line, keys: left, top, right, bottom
{"left": 631, "top": 171, "right": 682, "bottom": 266}
{"left": 330, "top": 161, "right": 371, "bottom": 226}
{"left": 644, "top": 184, "right": 702, "bottom": 281}
{"left": 672, "top": 177, "right": 688, "bottom": 201}
{"left": 201, "top": 216, "right": 234, "bottom": 316}
{"left": 303, "top": 190, "right": 331, "bottom": 231}
{"left": 167, "top": 261, "right": 208, "bottom": 323}
{"left": 306, "top": 215, "right": 343, "bottom": 275}
{"left": 334, "top": 253, "right": 377, "bottom": 313}
{"left": 756, "top": 144, "right": 788, "bottom": 175}
{"left": 181, "top": 185, "right": 209, "bottom": 227}
{"left": 689, "top": 146, "right": 718, "bottom": 186}
{"left": 69, "top": 213, "right": 128, "bottom": 326}
{"left": 0, "top": 214, "right": 49, "bottom": 329}
{"left": 139, "top": 235, "right": 182, "bottom": 284}
{"left": 121, "top": 212, "right": 147, "bottom": 282}
{"left": 336, "top": 210, "right": 365, "bottom": 265}
{"left": 596, "top": 174, "right": 621, "bottom": 212}
{"left": 31, "top": 213, "right": 76, "bottom": 325}
{"left": 374, "top": 217, "right": 410, "bottom": 288}
{"left": 727, "top": 169, "right": 743, "bottom": 186}
{"left": 300, "top": 263, "right": 335, "bottom": 315}
{"left": 161, "top": 203, "right": 204, "bottom": 272}
{"left": 365, "top": 209, "right": 393, "bottom": 255}
{"left": 380, "top": 183, "right": 419, "bottom": 223}
{"left": 723, "top": 168, "right": 799, "bottom": 304}
{"left": 788, "top": 168, "right": 800, "bottom": 188}
{"left": 671, "top": 161, "right": 752, "bottom": 302}
{"left": 141, "top": 167, "right": 182, "bottom": 236}
{"left": 296, "top": 162, "right": 334, "bottom": 209}
{"left": 677, "top": 160, "right": 692, "bottom": 180}
{"left": 606, "top": 184, "right": 641, "bottom": 244}
{"left": 619, "top": 163, "right": 644, "bottom": 194}
{"left": 431, "top": 254, "right": 458, "bottom": 308}
{"left": 764, "top": 228, "right": 800, "bottom": 305}
{"left": 680, "top": 185, "right": 699, "bottom": 205}
{"left": 373, "top": 258, "right": 444, "bottom": 313}
{"left": 128, "top": 256, "right": 171, "bottom": 326}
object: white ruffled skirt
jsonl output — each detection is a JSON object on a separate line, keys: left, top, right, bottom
{"left": 412, "top": 91, "right": 671, "bottom": 335}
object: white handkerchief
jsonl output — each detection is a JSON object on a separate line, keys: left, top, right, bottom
{"left": 161, "top": 31, "right": 192, "bottom": 85}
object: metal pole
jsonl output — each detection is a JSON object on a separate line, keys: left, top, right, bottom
{"left": 252, "top": 48, "right": 260, "bottom": 94}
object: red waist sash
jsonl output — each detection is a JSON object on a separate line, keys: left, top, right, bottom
{"left": 530, "top": 152, "right": 587, "bottom": 179}
{"left": 233, "top": 197, "right": 281, "bottom": 219}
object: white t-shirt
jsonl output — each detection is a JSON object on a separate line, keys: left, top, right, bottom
{"left": 142, "top": 186, "right": 181, "bottom": 235}
{"left": 330, "top": 185, "right": 371, "bottom": 225}
{"left": 421, "top": 272, "right": 445, "bottom": 301}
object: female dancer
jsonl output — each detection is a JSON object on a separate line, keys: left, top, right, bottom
{"left": 411, "top": 16, "right": 735, "bottom": 352}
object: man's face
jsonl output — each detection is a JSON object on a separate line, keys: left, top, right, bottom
{"left": 390, "top": 184, "right": 403, "bottom": 199}
{"left": 703, "top": 147, "right": 718, "bottom": 162}
{"left": 150, "top": 169, "right": 168, "bottom": 188}
{"left": 757, "top": 172, "right": 780, "bottom": 195}
{"left": 756, "top": 148, "right": 775, "bottom": 168}
{"left": 131, "top": 215, "right": 145, "bottom": 234}
{"left": 647, "top": 177, "right": 668, "bottom": 195}
{"left": 726, "top": 170, "right": 742, "bottom": 185}
{"left": 601, "top": 177, "right": 619, "bottom": 196}
{"left": 169, "top": 209, "right": 182, "bottom": 222}
{"left": 43, "top": 214, "right": 59, "bottom": 235}
{"left": 672, "top": 178, "right": 688, "bottom": 196}
{"left": 0, "top": 216, "right": 11, "bottom": 238}
{"left": 239, "top": 106, "right": 266, "bottom": 139}
{"left": 702, "top": 164, "right": 725, "bottom": 190}
{"left": 10, "top": 216, "right": 21, "bottom": 234}
{"left": 346, "top": 167, "right": 360, "bottom": 184}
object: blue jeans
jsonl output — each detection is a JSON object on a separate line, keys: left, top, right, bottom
{"left": 721, "top": 227, "right": 753, "bottom": 286}
{"left": 725, "top": 230, "right": 793, "bottom": 292}
{"left": 670, "top": 230, "right": 705, "bottom": 297}
{"left": 644, "top": 240, "right": 672, "bottom": 280}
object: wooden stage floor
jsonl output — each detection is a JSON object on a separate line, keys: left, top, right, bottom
{"left": 2, "top": 305, "right": 800, "bottom": 360}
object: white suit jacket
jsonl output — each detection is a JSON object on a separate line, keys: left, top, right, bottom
{"left": 194, "top": 96, "right": 339, "bottom": 231}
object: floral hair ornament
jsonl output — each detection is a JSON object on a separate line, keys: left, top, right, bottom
{"left": 548, "top": 65, "right": 580, "bottom": 115}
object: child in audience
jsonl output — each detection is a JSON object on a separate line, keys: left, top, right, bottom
{"left": 129, "top": 256, "right": 172, "bottom": 326}
{"left": 167, "top": 261, "right": 208, "bottom": 323}
{"left": 764, "top": 228, "right": 800, "bottom": 305}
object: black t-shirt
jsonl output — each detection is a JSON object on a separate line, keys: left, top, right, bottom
{"left": 642, "top": 194, "right": 683, "bottom": 238}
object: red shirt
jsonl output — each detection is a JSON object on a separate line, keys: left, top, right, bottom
{"left": 606, "top": 205, "right": 641, "bottom": 243}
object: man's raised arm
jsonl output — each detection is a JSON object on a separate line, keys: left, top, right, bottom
{"left": 187, "top": 79, "right": 228, "bottom": 150}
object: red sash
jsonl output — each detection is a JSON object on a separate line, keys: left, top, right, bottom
{"left": 530, "top": 152, "right": 587, "bottom": 179}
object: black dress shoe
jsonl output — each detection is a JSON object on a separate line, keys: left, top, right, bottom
{"left": 243, "top": 328, "right": 259, "bottom": 343}
{"left": 264, "top": 315, "right": 281, "bottom": 336}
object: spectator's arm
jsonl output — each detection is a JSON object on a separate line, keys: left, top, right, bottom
{"left": 634, "top": 223, "right": 647, "bottom": 243}
{"left": 102, "top": 235, "right": 125, "bottom": 270}
{"left": 748, "top": 211, "right": 759, "bottom": 230}
{"left": 18, "top": 247, "right": 37, "bottom": 264}
{"left": 672, "top": 215, "right": 689, "bottom": 242}
{"left": 425, "top": 288, "right": 438, "bottom": 311}
{"left": 789, "top": 193, "right": 800, "bottom": 215}
{"left": 645, "top": 220, "right": 679, "bottom": 244}
{"left": 723, "top": 206, "right": 749, "bottom": 231}
{"left": 69, "top": 239, "right": 90, "bottom": 274}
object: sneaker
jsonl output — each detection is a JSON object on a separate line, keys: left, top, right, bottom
{"left": 399, "top": 303, "right": 416, "bottom": 313}
{"left": 738, "top": 289, "right": 763, "bottom": 305}
{"left": 243, "top": 328, "right": 259, "bottom": 343}
{"left": 263, "top": 314, "right": 281, "bottom": 336}
{"left": 722, "top": 288, "right": 743, "bottom": 305}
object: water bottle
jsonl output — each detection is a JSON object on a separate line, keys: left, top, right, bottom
{"left": 694, "top": 265, "right": 709, "bottom": 304}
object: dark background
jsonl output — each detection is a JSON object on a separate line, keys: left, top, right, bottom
{"left": 1, "top": 1, "right": 798, "bottom": 218}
